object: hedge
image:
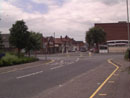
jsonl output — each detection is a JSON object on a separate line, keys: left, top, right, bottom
{"left": 0, "top": 53, "right": 38, "bottom": 67}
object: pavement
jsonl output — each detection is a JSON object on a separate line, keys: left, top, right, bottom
{"left": 0, "top": 52, "right": 129, "bottom": 98}
{"left": 94, "top": 58, "right": 130, "bottom": 98}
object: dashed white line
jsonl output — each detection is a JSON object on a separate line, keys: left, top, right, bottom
{"left": 16, "top": 71, "right": 43, "bottom": 79}
{"left": 50, "top": 65, "right": 64, "bottom": 70}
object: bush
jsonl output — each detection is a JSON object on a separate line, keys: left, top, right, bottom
{"left": 124, "top": 49, "right": 130, "bottom": 60}
{"left": 0, "top": 53, "right": 38, "bottom": 67}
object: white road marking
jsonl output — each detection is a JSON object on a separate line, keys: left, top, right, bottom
{"left": 50, "top": 65, "right": 64, "bottom": 70}
{"left": 108, "top": 81, "right": 115, "bottom": 83}
{"left": 67, "top": 62, "right": 74, "bottom": 65}
{"left": 50, "top": 63, "right": 59, "bottom": 65}
{"left": 99, "top": 93, "right": 107, "bottom": 96}
{"left": 75, "top": 58, "right": 79, "bottom": 62}
{"left": 58, "top": 84, "right": 63, "bottom": 87}
{"left": 60, "top": 60, "right": 64, "bottom": 64}
{"left": 97, "top": 83, "right": 101, "bottom": 85}
{"left": 16, "top": 71, "right": 43, "bottom": 79}
{"left": 114, "top": 73, "right": 119, "bottom": 76}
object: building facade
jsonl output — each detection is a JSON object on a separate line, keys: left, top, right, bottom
{"left": 95, "top": 22, "right": 130, "bottom": 41}
{"left": 95, "top": 22, "right": 130, "bottom": 53}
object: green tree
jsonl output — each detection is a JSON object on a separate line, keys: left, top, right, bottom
{"left": 9, "top": 20, "right": 29, "bottom": 55}
{"left": 85, "top": 27, "right": 106, "bottom": 52}
{"left": 25, "top": 31, "right": 42, "bottom": 56}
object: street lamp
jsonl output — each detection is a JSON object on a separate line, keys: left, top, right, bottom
{"left": 126, "top": 0, "right": 130, "bottom": 49}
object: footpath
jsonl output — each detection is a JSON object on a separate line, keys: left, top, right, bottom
{"left": 95, "top": 58, "right": 130, "bottom": 98}
{"left": 112, "top": 58, "right": 130, "bottom": 98}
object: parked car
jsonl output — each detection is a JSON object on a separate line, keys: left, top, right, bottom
{"left": 80, "top": 48, "right": 87, "bottom": 52}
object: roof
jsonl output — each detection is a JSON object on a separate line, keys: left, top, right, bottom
{"left": 55, "top": 38, "right": 62, "bottom": 44}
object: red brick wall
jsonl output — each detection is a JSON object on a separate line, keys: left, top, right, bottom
{"left": 95, "top": 22, "right": 130, "bottom": 41}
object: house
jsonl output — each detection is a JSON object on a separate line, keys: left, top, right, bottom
{"left": 60, "top": 36, "right": 78, "bottom": 53}
{"left": 42, "top": 36, "right": 55, "bottom": 54}
{"left": 1, "top": 34, "right": 10, "bottom": 49}
{"left": 75, "top": 41, "right": 85, "bottom": 51}
{"left": 42, "top": 35, "right": 86, "bottom": 54}
{"left": 54, "top": 38, "right": 63, "bottom": 53}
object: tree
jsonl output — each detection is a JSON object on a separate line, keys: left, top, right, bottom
{"left": 85, "top": 27, "right": 106, "bottom": 52}
{"left": 9, "top": 20, "right": 29, "bottom": 55}
{"left": 25, "top": 31, "right": 42, "bottom": 56}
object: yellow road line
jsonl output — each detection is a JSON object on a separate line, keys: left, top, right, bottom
{"left": 45, "top": 60, "right": 55, "bottom": 65}
{"left": 89, "top": 59, "right": 119, "bottom": 98}
{"left": 0, "top": 60, "right": 55, "bottom": 74}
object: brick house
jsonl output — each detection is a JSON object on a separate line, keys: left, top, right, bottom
{"left": 42, "top": 36, "right": 55, "bottom": 54}
{"left": 42, "top": 35, "right": 80, "bottom": 53}
{"left": 75, "top": 41, "right": 85, "bottom": 51}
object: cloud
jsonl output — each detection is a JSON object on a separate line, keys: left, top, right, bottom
{"left": 32, "top": 0, "right": 55, "bottom": 5}
{"left": 96, "top": 0, "right": 123, "bottom": 5}
{"left": 0, "top": 0, "right": 128, "bottom": 41}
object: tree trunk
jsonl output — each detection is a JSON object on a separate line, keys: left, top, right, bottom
{"left": 18, "top": 48, "right": 21, "bottom": 57}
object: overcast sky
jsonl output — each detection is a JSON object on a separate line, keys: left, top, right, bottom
{"left": 0, "top": 0, "right": 129, "bottom": 41}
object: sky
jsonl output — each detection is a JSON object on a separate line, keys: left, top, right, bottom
{"left": 0, "top": 0, "right": 129, "bottom": 41}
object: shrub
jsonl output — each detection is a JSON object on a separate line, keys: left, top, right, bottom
{"left": 0, "top": 53, "right": 38, "bottom": 67}
{"left": 1, "top": 53, "right": 18, "bottom": 66}
{"left": 124, "top": 49, "right": 130, "bottom": 60}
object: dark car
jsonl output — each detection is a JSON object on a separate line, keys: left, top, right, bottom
{"left": 80, "top": 48, "right": 87, "bottom": 52}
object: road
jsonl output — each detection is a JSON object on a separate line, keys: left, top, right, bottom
{"left": 0, "top": 52, "right": 124, "bottom": 98}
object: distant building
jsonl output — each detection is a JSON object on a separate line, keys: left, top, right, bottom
{"left": 95, "top": 21, "right": 129, "bottom": 41}
{"left": 95, "top": 21, "right": 130, "bottom": 53}
{"left": 42, "top": 35, "right": 85, "bottom": 54}
{"left": 42, "top": 36, "right": 55, "bottom": 54}
{"left": 76, "top": 41, "right": 85, "bottom": 50}
{"left": 1, "top": 34, "right": 10, "bottom": 49}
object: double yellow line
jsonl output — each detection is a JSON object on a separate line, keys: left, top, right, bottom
{"left": 89, "top": 59, "right": 119, "bottom": 98}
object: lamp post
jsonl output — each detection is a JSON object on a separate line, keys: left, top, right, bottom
{"left": 126, "top": 0, "right": 130, "bottom": 49}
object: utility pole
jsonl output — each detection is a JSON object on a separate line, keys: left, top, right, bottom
{"left": 126, "top": 0, "right": 130, "bottom": 49}
{"left": 126, "top": 0, "right": 130, "bottom": 60}
{"left": 54, "top": 32, "right": 55, "bottom": 53}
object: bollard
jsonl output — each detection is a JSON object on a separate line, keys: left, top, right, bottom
{"left": 89, "top": 51, "right": 92, "bottom": 56}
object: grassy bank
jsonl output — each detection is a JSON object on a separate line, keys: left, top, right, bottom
{"left": 0, "top": 53, "right": 38, "bottom": 67}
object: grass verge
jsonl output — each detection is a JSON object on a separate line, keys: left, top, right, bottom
{"left": 0, "top": 53, "right": 38, "bottom": 67}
